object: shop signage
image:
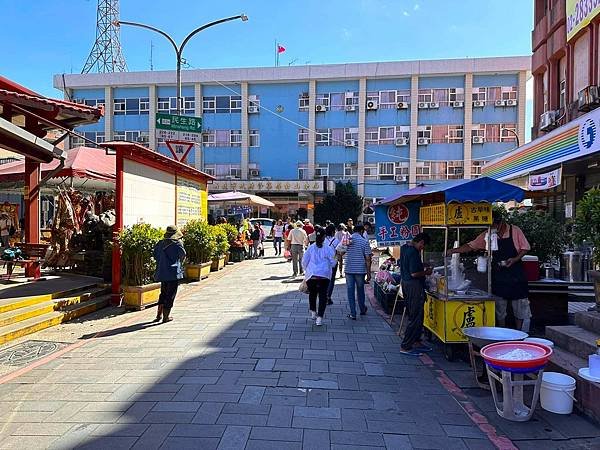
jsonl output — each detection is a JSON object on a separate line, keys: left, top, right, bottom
{"left": 483, "top": 107, "right": 600, "bottom": 181}
{"left": 374, "top": 202, "right": 421, "bottom": 247}
{"left": 566, "top": 0, "right": 600, "bottom": 42}
{"left": 446, "top": 202, "right": 492, "bottom": 225}
{"left": 565, "top": 201, "right": 574, "bottom": 218}
{"left": 156, "top": 113, "right": 202, "bottom": 144}
{"left": 210, "top": 179, "right": 333, "bottom": 193}
{"left": 528, "top": 168, "right": 562, "bottom": 191}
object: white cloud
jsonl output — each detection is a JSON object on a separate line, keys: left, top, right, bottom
{"left": 403, "top": 11, "right": 410, "bottom": 16}
{"left": 414, "top": 3, "right": 420, "bottom": 10}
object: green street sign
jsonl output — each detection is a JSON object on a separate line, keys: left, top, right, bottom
{"left": 155, "top": 113, "right": 202, "bottom": 133}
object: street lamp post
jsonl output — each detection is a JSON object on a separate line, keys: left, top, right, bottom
{"left": 503, "top": 128, "right": 521, "bottom": 148}
{"left": 116, "top": 14, "right": 248, "bottom": 114}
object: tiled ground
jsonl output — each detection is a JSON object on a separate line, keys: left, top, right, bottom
{"left": 0, "top": 249, "right": 598, "bottom": 449}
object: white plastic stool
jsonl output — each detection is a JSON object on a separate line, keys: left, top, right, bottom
{"left": 486, "top": 364, "right": 544, "bottom": 422}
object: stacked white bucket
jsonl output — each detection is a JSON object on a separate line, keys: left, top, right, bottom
{"left": 540, "top": 372, "right": 577, "bottom": 414}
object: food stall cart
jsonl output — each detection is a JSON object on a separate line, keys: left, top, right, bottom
{"left": 376, "top": 177, "right": 527, "bottom": 360}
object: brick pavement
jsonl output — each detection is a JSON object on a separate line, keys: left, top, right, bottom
{"left": 0, "top": 250, "right": 597, "bottom": 449}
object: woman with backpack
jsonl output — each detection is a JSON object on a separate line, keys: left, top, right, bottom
{"left": 301, "top": 226, "right": 337, "bottom": 326}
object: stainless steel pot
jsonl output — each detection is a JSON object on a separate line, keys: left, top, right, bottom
{"left": 560, "top": 251, "right": 583, "bottom": 282}
{"left": 462, "top": 326, "right": 528, "bottom": 348}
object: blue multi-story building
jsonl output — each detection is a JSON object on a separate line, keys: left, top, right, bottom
{"left": 54, "top": 56, "right": 529, "bottom": 219}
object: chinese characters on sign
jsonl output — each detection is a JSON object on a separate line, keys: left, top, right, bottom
{"left": 374, "top": 202, "right": 421, "bottom": 246}
{"left": 156, "top": 113, "right": 203, "bottom": 144}
{"left": 176, "top": 176, "right": 202, "bottom": 227}
{"left": 210, "top": 180, "right": 328, "bottom": 193}
{"left": 446, "top": 203, "right": 492, "bottom": 225}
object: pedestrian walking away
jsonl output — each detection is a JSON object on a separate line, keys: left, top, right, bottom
{"left": 344, "top": 224, "right": 372, "bottom": 319}
{"left": 287, "top": 220, "right": 308, "bottom": 277}
{"left": 447, "top": 210, "right": 532, "bottom": 331}
{"left": 250, "top": 223, "right": 262, "bottom": 259}
{"left": 325, "top": 224, "right": 340, "bottom": 305}
{"left": 153, "top": 225, "right": 186, "bottom": 323}
{"left": 399, "top": 233, "right": 432, "bottom": 356}
{"left": 334, "top": 223, "right": 348, "bottom": 278}
{"left": 272, "top": 219, "right": 284, "bottom": 255}
{"left": 302, "top": 226, "right": 337, "bottom": 325}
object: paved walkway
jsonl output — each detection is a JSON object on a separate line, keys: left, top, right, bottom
{"left": 0, "top": 250, "right": 597, "bottom": 449}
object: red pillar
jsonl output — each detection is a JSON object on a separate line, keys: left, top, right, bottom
{"left": 24, "top": 158, "right": 40, "bottom": 278}
{"left": 111, "top": 150, "right": 124, "bottom": 306}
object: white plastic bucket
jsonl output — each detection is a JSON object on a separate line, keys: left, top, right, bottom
{"left": 524, "top": 337, "right": 554, "bottom": 348}
{"left": 540, "top": 372, "right": 576, "bottom": 414}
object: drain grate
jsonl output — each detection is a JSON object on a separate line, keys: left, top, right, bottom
{"left": 0, "top": 340, "right": 67, "bottom": 366}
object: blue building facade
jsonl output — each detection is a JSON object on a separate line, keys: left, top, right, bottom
{"left": 56, "top": 56, "right": 529, "bottom": 219}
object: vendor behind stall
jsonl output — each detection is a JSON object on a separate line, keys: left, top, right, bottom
{"left": 447, "top": 210, "right": 531, "bottom": 331}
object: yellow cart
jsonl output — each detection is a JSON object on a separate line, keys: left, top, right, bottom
{"left": 420, "top": 202, "right": 496, "bottom": 361}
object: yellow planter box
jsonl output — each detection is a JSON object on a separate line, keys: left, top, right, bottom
{"left": 185, "top": 262, "right": 212, "bottom": 281}
{"left": 211, "top": 257, "right": 226, "bottom": 272}
{"left": 123, "top": 283, "right": 161, "bottom": 311}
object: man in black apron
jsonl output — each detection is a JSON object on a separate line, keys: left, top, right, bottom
{"left": 448, "top": 211, "right": 531, "bottom": 331}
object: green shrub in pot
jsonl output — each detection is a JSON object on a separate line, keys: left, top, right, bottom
{"left": 216, "top": 223, "right": 238, "bottom": 246}
{"left": 507, "top": 209, "right": 567, "bottom": 264}
{"left": 574, "top": 187, "right": 600, "bottom": 269}
{"left": 119, "top": 223, "right": 164, "bottom": 286}
{"left": 212, "top": 225, "right": 230, "bottom": 258}
{"left": 182, "top": 219, "right": 216, "bottom": 264}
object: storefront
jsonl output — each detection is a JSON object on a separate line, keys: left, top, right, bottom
{"left": 483, "top": 107, "right": 600, "bottom": 219}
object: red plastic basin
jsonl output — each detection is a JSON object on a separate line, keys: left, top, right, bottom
{"left": 480, "top": 341, "right": 552, "bottom": 369}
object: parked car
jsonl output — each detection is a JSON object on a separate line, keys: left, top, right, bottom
{"left": 249, "top": 218, "right": 275, "bottom": 240}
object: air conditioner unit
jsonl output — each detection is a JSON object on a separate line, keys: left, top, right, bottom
{"left": 396, "top": 101, "right": 409, "bottom": 109}
{"left": 345, "top": 139, "right": 357, "bottom": 147}
{"left": 395, "top": 137, "right": 408, "bottom": 147}
{"left": 345, "top": 104, "right": 357, "bottom": 112}
{"left": 395, "top": 175, "right": 408, "bottom": 183}
{"left": 315, "top": 104, "right": 328, "bottom": 112}
{"left": 418, "top": 102, "right": 429, "bottom": 109}
{"left": 452, "top": 101, "right": 464, "bottom": 108}
{"left": 578, "top": 85, "right": 600, "bottom": 111}
{"left": 248, "top": 105, "right": 260, "bottom": 113}
{"left": 366, "top": 100, "right": 378, "bottom": 110}
{"left": 539, "top": 110, "right": 557, "bottom": 131}
{"left": 495, "top": 99, "right": 507, "bottom": 107}
{"left": 473, "top": 100, "right": 485, "bottom": 108}
{"left": 417, "top": 137, "right": 430, "bottom": 145}
{"left": 472, "top": 136, "right": 485, "bottom": 144}
{"left": 505, "top": 99, "right": 518, "bottom": 107}
{"left": 366, "top": 216, "right": 376, "bottom": 224}
{"left": 429, "top": 102, "right": 439, "bottom": 109}
{"left": 250, "top": 169, "right": 260, "bottom": 177}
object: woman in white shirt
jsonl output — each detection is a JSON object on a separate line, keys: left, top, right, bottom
{"left": 334, "top": 223, "right": 349, "bottom": 278}
{"left": 272, "top": 219, "right": 285, "bottom": 256}
{"left": 302, "top": 226, "right": 337, "bottom": 326}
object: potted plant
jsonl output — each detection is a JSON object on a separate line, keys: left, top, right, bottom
{"left": 211, "top": 225, "right": 230, "bottom": 271}
{"left": 118, "top": 223, "right": 164, "bottom": 310}
{"left": 182, "top": 219, "right": 216, "bottom": 281}
{"left": 216, "top": 223, "right": 238, "bottom": 264}
{"left": 574, "top": 188, "right": 600, "bottom": 310}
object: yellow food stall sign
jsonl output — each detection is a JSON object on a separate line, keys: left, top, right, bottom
{"left": 446, "top": 203, "right": 492, "bottom": 225}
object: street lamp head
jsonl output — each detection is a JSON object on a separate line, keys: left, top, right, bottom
{"left": 112, "top": 20, "right": 120, "bottom": 27}
{"left": 240, "top": 14, "right": 249, "bottom": 22}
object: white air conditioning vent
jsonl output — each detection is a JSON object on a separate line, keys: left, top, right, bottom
{"left": 315, "top": 104, "right": 328, "bottom": 112}
{"left": 472, "top": 136, "right": 485, "bottom": 144}
{"left": 345, "top": 139, "right": 357, "bottom": 147}
{"left": 473, "top": 100, "right": 485, "bottom": 108}
{"left": 452, "top": 101, "right": 464, "bottom": 108}
{"left": 366, "top": 100, "right": 378, "bottom": 110}
{"left": 250, "top": 169, "right": 260, "bottom": 177}
{"left": 395, "top": 137, "right": 408, "bottom": 147}
{"left": 539, "top": 110, "right": 557, "bottom": 131}
{"left": 429, "top": 102, "right": 439, "bottom": 109}
{"left": 505, "top": 99, "right": 518, "bottom": 107}
{"left": 495, "top": 99, "right": 507, "bottom": 107}
{"left": 417, "top": 137, "right": 430, "bottom": 145}
{"left": 345, "top": 105, "right": 357, "bottom": 112}
{"left": 396, "top": 101, "right": 409, "bottom": 109}
{"left": 395, "top": 175, "right": 408, "bottom": 183}
{"left": 248, "top": 105, "right": 260, "bottom": 113}
{"left": 418, "top": 102, "right": 429, "bottom": 109}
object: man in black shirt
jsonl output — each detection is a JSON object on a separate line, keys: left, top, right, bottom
{"left": 399, "top": 233, "right": 432, "bottom": 356}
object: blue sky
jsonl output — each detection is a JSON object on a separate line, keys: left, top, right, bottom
{"left": 1, "top": 0, "right": 534, "bottom": 137}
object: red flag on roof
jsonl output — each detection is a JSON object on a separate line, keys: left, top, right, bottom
{"left": 277, "top": 44, "right": 286, "bottom": 54}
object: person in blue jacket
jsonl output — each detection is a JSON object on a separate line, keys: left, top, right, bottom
{"left": 153, "top": 225, "right": 186, "bottom": 323}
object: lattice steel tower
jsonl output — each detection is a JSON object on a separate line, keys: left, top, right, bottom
{"left": 81, "top": 0, "right": 127, "bottom": 73}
